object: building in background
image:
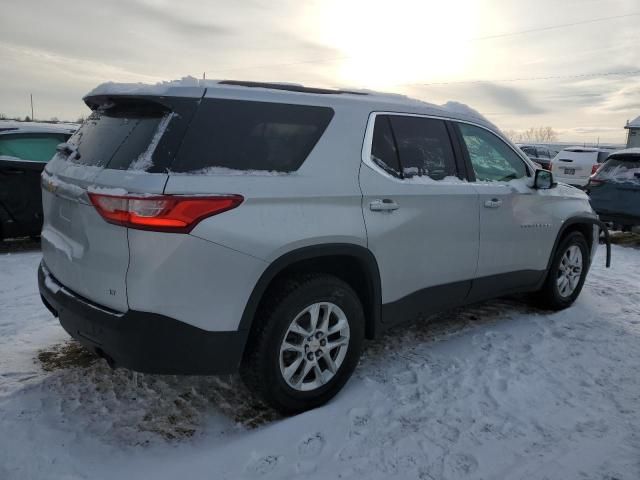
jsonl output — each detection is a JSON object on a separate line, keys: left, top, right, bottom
{"left": 625, "top": 116, "right": 640, "bottom": 148}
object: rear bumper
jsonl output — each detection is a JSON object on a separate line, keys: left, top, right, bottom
{"left": 38, "top": 262, "right": 248, "bottom": 375}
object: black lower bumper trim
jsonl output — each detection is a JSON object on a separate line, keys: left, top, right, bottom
{"left": 38, "top": 262, "right": 248, "bottom": 375}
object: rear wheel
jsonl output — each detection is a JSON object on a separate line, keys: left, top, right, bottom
{"left": 240, "top": 274, "right": 365, "bottom": 414}
{"left": 536, "top": 231, "right": 589, "bottom": 310}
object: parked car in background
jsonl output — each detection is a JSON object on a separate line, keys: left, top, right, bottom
{"left": 517, "top": 144, "right": 559, "bottom": 170}
{"left": 0, "top": 121, "right": 77, "bottom": 240}
{"left": 551, "top": 146, "right": 617, "bottom": 188}
{"left": 587, "top": 148, "right": 640, "bottom": 230}
{"left": 38, "top": 80, "right": 606, "bottom": 414}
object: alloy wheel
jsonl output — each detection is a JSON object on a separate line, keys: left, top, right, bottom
{"left": 279, "top": 302, "right": 350, "bottom": 392}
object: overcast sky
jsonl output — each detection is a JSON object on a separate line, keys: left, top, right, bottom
{"left": 1, "top": 0, "right": 638, "bottom": 143}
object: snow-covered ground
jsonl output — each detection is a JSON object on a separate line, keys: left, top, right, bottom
{"left": 1, "top": 241, "right": 639, "bottom": 480}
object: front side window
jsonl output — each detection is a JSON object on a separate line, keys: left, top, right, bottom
{"left": 459, "top": 123, "right": 528, "bottom": 182}
{"left": 369, "top": 114, "right": 457, "bottom": 180}
{"left": 0, "top": 133, "right": 69, "bottom": 162}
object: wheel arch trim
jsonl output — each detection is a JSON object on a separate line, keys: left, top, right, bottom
{"left": 547, "top": 215, "right": 611, "bottom": 271}
{"left": 238, "top": 243, "right": 382, "bottom": 337}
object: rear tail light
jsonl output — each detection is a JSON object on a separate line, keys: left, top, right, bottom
{"left": 88, "top": 193, "right": 243, "bottom": 233}
{"left": 591, "top": 164, "right": 602, "bottom": 175}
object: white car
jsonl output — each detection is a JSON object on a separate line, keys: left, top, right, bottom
{"left": 551, "top": 147, "right": 617, "bottom": 187}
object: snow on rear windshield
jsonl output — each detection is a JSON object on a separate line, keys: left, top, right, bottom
{"left": 596, "top": 159, "right": 640, "bottom": 184}
{"left": 57, "top": 108, "right": 171, "bottom": 171}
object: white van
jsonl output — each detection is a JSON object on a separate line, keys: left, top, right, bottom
{"left": 551, "top": 147, "right": 616, "bottom": 187}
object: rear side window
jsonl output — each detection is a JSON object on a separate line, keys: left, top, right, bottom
{"left": 595, "top": 158, "right": 640, "bottom": 184}
{"left": 61, "top": 105, "right": 172, "bottom": 170}
{"left": 370, "top": 116, "right": 401, "bottom": 177}
{"left": 459, "top": 123, "right": 527, "bottom": 182}
{"left": 390, "top": 116, "right": 456, "bottom": 180}
{"left": 369, "top": 114, "right": 456, "bottom": 180}
{"left": 171, "top": 99, "right": 334, "bottom": 172}
{"left": 0, "top": 133, "right": 69, "bottom": 162}
{"left": 597, "top": 151, "right": 611, "bottom": 163}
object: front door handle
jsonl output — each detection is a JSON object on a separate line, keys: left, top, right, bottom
{"left": 484, "top": 198, "right": 502, "bottom": 209}
{"left": 369, "top": 199, "right": 399, "bottom": 212}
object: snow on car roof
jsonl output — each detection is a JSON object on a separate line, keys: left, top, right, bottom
{"left": 84, "top": 76, "right": 496, "bottom": 129}
{"left": 0, "top": 120, "right": 78, "bottom": 135}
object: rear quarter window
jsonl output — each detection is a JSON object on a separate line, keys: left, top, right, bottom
{"left": 0, "top": 133, "right": 70, "bottom": 162}
{"left": 170, "top": 99, "right": 334, "bottom": 173}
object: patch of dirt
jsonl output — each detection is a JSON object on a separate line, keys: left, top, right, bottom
{"left": 34, "top": 340, "right": 279, "bottom": 444}
{"left": 0, "top": 237, "right": 41, "bottom": 254}
{"left": 37, "top": 341, "right": 98, "bottom": 371}
{"left": 608, "top": 231, "right": 640, "bottom": 248}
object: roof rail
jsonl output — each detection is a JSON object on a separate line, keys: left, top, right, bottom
{"left": 218, "top": 80, "right": 368, "bottom": 96}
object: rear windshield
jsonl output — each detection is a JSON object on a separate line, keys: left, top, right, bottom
{"left": 60, "top": 104, "right": 172, "bottom": 171}
{"left": 170, "top": 99, "right": 334, "bottom": 173}
{"left": 595, "top": 158, "right": 640, "bottom": 184}
{"left": 0, "top": 133, "right": 70, "bottom": 162}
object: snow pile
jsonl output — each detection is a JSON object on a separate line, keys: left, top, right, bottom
{"left": 1, "top": 245, "right": 640, "bottom": 479}
{"left": 85, "top": 76, "right": 201, "bottom": 98}
{"left": 87, "top": 185, "right": 129, "bottom": 196}
{"left": 440, "top": 101, "right": 496, "bottom": 128}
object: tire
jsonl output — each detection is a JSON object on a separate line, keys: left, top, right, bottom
{"left": 536, "top": 232, "right": 589, "bottom": 310}
{"left": 240, "top": 273, "right": 365, "bottom": 414}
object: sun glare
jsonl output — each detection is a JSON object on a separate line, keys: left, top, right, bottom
{"left": 310, "top": 0, "right": 480, "bottom": 89}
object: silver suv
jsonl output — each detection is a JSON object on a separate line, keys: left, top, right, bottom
{"left": 38, "top": 80, "right": 609, "bottom": 413}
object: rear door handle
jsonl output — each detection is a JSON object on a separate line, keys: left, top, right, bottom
{"left": 484, "top": 198, "right": 502, "bottom": 209}
{"left": 369, "top": 199, "right": 399, "bottom": 212}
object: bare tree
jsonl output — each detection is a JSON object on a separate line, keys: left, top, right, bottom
{"left": 504, "top": 126, "right": 558, "bottom": 143}
{"left": 0, "top": 113, "right": 6, "bottom": 120}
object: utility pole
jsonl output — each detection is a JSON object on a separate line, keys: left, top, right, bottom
{"left": 203, "top": 72, "right": 206, "bottom": 80}
{"left": 30, "top": 94, "right": 34, "bottom": 121}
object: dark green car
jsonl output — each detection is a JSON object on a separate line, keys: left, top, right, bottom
{"left": 0, "top": 122, "right": 76, "bottom": 240}
{"left": 587, "top": 149, "right": 640, "bottom": 230}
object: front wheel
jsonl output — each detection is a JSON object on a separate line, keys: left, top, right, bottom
{"left": 240, "top": 274, "right": 365, "bottom": 414}
{"left": 536, "top": 232, "right": 589, "bottom": 310}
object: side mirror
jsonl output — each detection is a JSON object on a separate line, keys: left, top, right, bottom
{"left": 534, "top": 169, "right": 555, "bottom": 189}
